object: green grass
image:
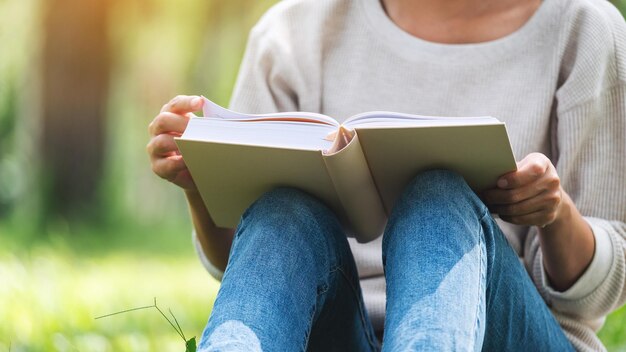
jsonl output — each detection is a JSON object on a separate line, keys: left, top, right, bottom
{"left": 1, "top": 219, "right": 625, "bottom": 351}
{"left": 599, "top": 305, "right": 626, "bottom": 351}
{"left": 0, "top": 220, "right": 219, "bottom": 352}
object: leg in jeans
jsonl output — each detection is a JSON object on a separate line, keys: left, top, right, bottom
{"left": 197, "top": 188, "right": 380, "bottom": 352}
{"left": 382, "top": 170, "right": 573, "bottom": 352}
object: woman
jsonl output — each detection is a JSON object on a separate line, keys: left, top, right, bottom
{"left": 147, "top": 0, "right": 626, "bottom": 350}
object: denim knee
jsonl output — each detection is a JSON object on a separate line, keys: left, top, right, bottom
{"left": 239, "top": 187, "right": 344, "bottom": 249}
{"left": 400, "top": 170, "right": 488, "bottom": 213}
{"left": 236, "top": 187, "right": 350, "bottom": 290}
{"left": 243, "top": 187, "right": 332, "bottom": 226}
{"left": 405, "top": 169, "right": 474, "bottom": 203}
{"left": 384, "top": 170, "right": 487, "bottom": 241}
{"left": 245, "top": 187, "right": 323, "bottom": 218}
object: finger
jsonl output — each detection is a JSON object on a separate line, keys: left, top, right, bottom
{"left": 497, "top": 153, "right": 550, "bottom": 189}
{"left": 488, "top": 189, "right": 560, "bottom": 217}
{"left": 172, "top": 169, "right": 196, "bottom": 189}
{"left": 500, "top": 208, "right": 558, "bottom": 227}
{"left": 482, "top": 178, "right": 545, "bottom": 205}
{"left": 151, "top": 155, "right": 188, "bottom": 181}
{"left": 160, "top": 95, "right": 203, "bottom": 114}
{"left": 149, "top": 112, "right": 190, "bottom": 136}
{"left": 147, "top": 134, "right": 179, "bottom": 157}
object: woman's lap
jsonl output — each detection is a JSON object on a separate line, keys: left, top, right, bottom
{"left": 198, "top": 170, "right": 573, "bottom": 352}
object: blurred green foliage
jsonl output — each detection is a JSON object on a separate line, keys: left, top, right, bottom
{"left": 0, "top": 0, "right": 277, "bottom": 230}
{"left": 0, "top": 0, "right": 275, "bottom": 350}
{"left": 0, "top": 0, "right": 35, "bottom": 220}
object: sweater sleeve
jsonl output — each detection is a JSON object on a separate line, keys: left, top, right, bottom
{"left": 531, "top": 88, "right": 626, "bottom": 319}
{"left": 530, "top": 60, "right": 626, "bottom": 322}
{"left": 525, "top": 0, "right": 626, "bottom": 321}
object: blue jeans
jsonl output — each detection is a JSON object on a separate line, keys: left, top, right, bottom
{"left": 198, "top": 170, "right": 573, "bottom": 351}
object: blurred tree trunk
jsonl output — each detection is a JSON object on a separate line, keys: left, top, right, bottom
{"left": 41, "top": 0, "right": 111, "bottom": 220}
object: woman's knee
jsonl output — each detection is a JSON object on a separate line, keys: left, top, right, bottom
{"left": 395, "top": 169, "right": 485, "bottom": 215}
{"left": 236, "top": 187, "right": 352, "bottom": 283}
{"left": 384, "top": 170, "right": 488, "bottom": 248}
{"left": 244, "top": 187, "right": 331, "bottom": 226}
{"left": 406, "top": 170, "right": 472, "bottom": 201}
{"left": 239, "top": 187, "right": 344, "bottom": 247}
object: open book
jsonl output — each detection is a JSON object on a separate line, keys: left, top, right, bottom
{"left": 175, "top": 97, "right": 517, "bottom": 243}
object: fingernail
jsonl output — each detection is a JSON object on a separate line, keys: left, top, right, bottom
{"left": 191, "top": 97, "right": 202, "bottom": 108}
{"left": 497, "top": 179, "right": 508, "bottom": 188}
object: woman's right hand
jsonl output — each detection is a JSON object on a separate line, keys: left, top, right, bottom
{"left": 147, "top": 95, "right": 203, "bottom": 191}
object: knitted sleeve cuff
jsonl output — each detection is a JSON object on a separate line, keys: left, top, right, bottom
{"left": 537, "top": 218, "right": 614, "bottom": 300}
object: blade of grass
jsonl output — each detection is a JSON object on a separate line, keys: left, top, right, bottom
{"left": 169, "top": 307, "right": 186, "bottom": 341}
{"left": 153, "top": 298, "right": 186, "bottom": 342}
{"left": 94, "top": 304, "right": 154, "bottom": 320}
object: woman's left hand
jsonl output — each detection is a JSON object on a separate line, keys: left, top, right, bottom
{"left": 482, "top": 152, "right": 564, "bottom": 227}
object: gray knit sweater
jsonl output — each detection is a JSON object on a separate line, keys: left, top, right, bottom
{"left": 194, "top": 0, "right": 626, "bottom": 350}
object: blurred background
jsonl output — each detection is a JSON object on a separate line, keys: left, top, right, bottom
{"left": 0, "top": 0, "right": 276, "bottom": 350}
{"left": 0, "top": 0, "right": 625, "bottom": 350}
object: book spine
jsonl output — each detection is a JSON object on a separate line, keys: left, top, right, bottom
{"left": 322, "top": 134, "right": 387, "bottom": 243}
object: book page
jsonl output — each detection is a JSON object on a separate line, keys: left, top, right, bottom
{"left": 344, "top": 111, "right": 498, "bottom": 128}
{"left": 182, "top": 118, "right": 336, "bottom": 151}
{"left": 202, "top": 97, "right": 339, "bottom": 126}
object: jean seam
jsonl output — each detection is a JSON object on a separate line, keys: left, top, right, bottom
{"left": 335, "top": 267, "right": 379, "bottom": 351}
{"left": 315, "top": 264, "right": 341, "bottom": 297}
{"left": 233, "top": 214, "right": 247, "bottom": 239}
{"left": 474, "top": 217, "right": 487, "bottom": 350}
{"left": 474, "top": 209, "right": 494, "bottom": 351}
{"left": 302, "top": 299, "right": 318, "bottom": 352}
{"left": 477, "top": 204, "right": 490, "bottom": 224}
